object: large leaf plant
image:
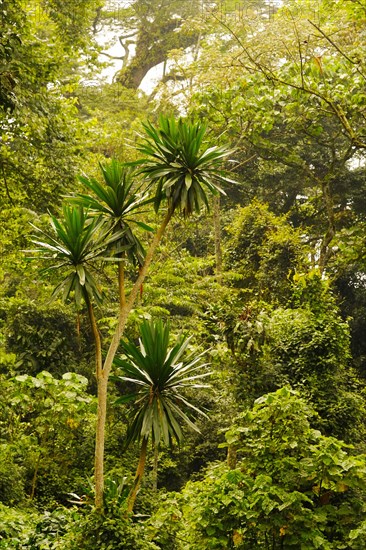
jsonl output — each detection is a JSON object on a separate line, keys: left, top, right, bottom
{"left": 113, "top": 318, "right": 210, "bottom": 513}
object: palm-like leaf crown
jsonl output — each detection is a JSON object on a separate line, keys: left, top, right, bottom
{"left": 137, "top": 116, "right": 235, "bottom": 217}
{"left": 114, "top": 319, "right": 211, "bottom": 448}
{"left": 31, "top": 205, "right": 120, "bottom": 306}
{"left": 75, "top": 159, "right": 152, "bottom": 267}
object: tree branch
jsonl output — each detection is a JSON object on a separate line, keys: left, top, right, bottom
{"left": 308, "top": 19, "right": 366, "bottom": 81}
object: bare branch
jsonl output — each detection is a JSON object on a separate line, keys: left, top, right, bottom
{"left": 100, "top": 51, "right": 124, "bottom": 60}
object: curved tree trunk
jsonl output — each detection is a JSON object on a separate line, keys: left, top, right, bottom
{"left": 127, "top": 436, "right": 148, "bottom": 513}
{"left": 115, "top": 19, "right": 199, "bottom": 89}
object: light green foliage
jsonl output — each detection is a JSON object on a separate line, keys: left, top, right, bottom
{"left": 0, "top": 503, "right": 38, "bottom": 549}
{"left": 25, "top": 507, "right": 78, "bottom": 550}
{"left": 75, "top": 158, "right": 153, "bottom": 267}
{"left": 181, "top": 0, "right": 366, "bottom": 271}
{"left": 31, "top": 206, "right": 113, "bottom": 307}
{"left": 0, "top": 0, "right": 99, "bottom": 211}
{"left": 76, "top": 84, "right": 150, "bottom": 160}
{"left": 150, "top": 388, "right": 366, "bottom": 549}
{"left": 2, "top": 0, "right": 366, "bottom": 541}
{"left": 0, "top": 208, "right": 50, "bottom": 300}
{"left": 61, "top": 510, "right": 159, "bottom": 550}
{"left": 4, "top": 371, "right": 94, "bottom": 503}
{"left": 113, "top": 0, "right": 201, "bottom": 89}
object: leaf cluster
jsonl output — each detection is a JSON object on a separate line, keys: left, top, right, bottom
{"left": 114, "top": 319, "right": 210, "bottom": 448}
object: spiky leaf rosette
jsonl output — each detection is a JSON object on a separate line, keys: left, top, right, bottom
{"left": 74, "top": 159, "right": 153, "bottom": 267}
{"left": 136, "top": 116, "right": 235, "bottom": 217}
{"left": 113, "top": 319, "right": 211, "bottom": 448}
{"left": 30, "top": 205, "right": 121, "bottom": 306}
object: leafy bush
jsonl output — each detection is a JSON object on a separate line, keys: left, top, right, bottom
{"left": 150, "top": 388, "right": 366, "bottom": 549}
{"left": 0, "top": 503, "right": 37, "bottom": 549}
{"left": 3, "top": 298, "right": 91, "bottom": 376}
{"left": 26, "top": 508, "right": 75, "bottom": 549}
{"left": 61, "top": 510, "right": 159, "bottom": 550}
{"left": 225, "top": 200, "right": 306, "bottom": 302}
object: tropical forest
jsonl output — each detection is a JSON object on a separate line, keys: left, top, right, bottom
{"left": 1, "top": 0, "right": 366, "bottom": 548}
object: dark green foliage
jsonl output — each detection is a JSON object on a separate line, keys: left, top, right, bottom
{"left": 223, "top": 272, "right": 366, "bottom": 442}
{"left": 0, "top": 446, "right": 25, "bottom": 506}
{"left": 114, "top": 318, "right": 210, "bottom": 448}
{"left": 0, "top": 0, "right": 24, "bottom": 112}
{"left": 333, "top": 267, "right": 366, "bottom": 379}
{"left": 3, "top": 299, "right": 90, "bottom": 376}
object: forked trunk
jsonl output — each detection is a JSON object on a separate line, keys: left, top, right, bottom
{"left": 94, "top": 210, "right": 173, "bottom": 510}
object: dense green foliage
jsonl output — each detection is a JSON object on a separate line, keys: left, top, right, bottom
{"left": 1, "top": 0, "right": 366, "bottom": 547}
{"left": 150, "top": 388, "right": 366, "bottom": 549}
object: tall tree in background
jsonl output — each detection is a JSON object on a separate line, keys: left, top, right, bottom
{"left": 152, "top": 0, "right": 366, "bottom": 273}
{"left": 95, "top": 0, "right": 203, "bottom": 89}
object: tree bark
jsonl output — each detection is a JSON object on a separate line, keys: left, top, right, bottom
{"left": 127, "top": 436, "right": 148, "bottom": 513}
{"left": 227, "top": 445, "right": 237, "bottom": 470}
{"left": 152, "top": 442, "right": 159, "bottom": 493}
{"left": 84, "top": 293, "right": 104, "bottom": 510}
{"left": 95, "top": 373, "right": 108, "bottom": 510}
{"left": 30, "top": 450, "right": 42, "bottom": 500}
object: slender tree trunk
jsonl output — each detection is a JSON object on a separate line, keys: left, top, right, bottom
{"left": 213, "top": 195, "right": 223, "bottom": 283}
{"left": 95, "top": 373, "right": 108, "bottom": 510}
{"left": 319, "top": 179, "right": 335, "bottom": 273}
{"left": 84, "top": 293, "right": 104, "bottom": 510}
{"left": 152, "top": 442, "right": 159, "bottom": 492}
{"left": 118, "top": 260, "right": 126, "bottom": 309}
{"left": 30, "top": 450, "right": 42, "bottom": 500}
{"left": 127, "top": 437, "right": 149, "bottom": 513}
{"left": 227, "top": 445, "right": 237, "bottom": 470}
{"left": 94, "top": 209, "right": 173, "bottom": 510}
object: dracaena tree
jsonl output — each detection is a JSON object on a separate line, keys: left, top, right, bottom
{"left": 114, "top": 318, "right": 210, "bottom": 513}
{"left": 32, "top": 116, "right": 234, "bottom": 510}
